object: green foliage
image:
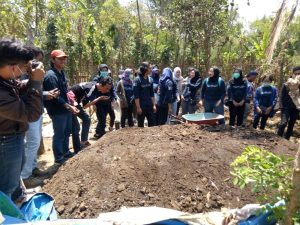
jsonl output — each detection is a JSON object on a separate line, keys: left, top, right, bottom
{"left": 2, "top": 0, "right": 300, "bottom": 81}
{"left": 231, "top": 146, "right": 293, "bottom": 203}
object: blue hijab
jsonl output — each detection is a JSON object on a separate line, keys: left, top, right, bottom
{"left": 159, "top": 68, "right": 173, "bottom": 83}
{"left": 151, "top": 68, "right": 160, "bottom": 84}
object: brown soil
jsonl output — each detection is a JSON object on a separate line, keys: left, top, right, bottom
{"left": 43, "top": 124, "right": 297, "bottom": 219}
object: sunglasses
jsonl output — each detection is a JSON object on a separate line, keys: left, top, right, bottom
{"left": 55, "top": 57, "right": 68, "bottom": 62}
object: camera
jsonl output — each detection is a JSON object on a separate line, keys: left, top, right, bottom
{"left": 31, "top": 59, "right": 41, "bottom": 69}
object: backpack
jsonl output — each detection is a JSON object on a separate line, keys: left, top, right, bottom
{"left": 203, "top": 77, "right": 222, "bottom": 88}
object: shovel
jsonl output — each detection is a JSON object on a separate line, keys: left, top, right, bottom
{"left": 169, "top": 114, "right": 186, "bottom": 124}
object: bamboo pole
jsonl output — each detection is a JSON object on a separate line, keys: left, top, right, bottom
{"left": 284, "top": 143, "right": 300, "bottom": 224}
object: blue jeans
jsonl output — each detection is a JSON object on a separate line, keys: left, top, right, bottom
{"left": 21, "top": 116, "right": 42, "bottom": 179}
{"left": 0, "top": 134, "right": 25, "bottom": 199}
{"left": 72, "top": 105, "right": 91, "bottom": 153}
{"left": 51, "top": 113, "right": 72, "bottom": 163}
{"left": 204, "top": 99, "right": 225, "bottom": 124}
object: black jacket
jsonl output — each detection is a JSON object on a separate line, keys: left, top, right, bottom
{"left": 43, "top": 67, "right": 69, "bottom": 116}
{"left": 0, "top": 77, "right": 42, "bottom": 135}
{"left": 280, "top": 84, "right": 300, "bottom": 110}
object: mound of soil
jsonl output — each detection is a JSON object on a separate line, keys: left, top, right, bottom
{"left": 43, "top": 124, "right": 297, "bottom": 219}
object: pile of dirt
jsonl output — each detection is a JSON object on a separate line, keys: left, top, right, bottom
{"left": 43, "top": 124, "right": 297, "bottom": 219}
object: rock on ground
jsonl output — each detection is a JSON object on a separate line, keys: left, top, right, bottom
{"left": 43, "top": 124, "right": 297, "bottom": 219}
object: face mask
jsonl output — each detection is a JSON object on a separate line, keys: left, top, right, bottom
{"left": 10, "top": 66, "right": 22, "bottom": 79}
{"left": 153, "top": 71, "right": 159, "bottom": 77}
{"left": 129, "top": 74, "right": 134, "bottom": 80}
{"left": 100, "top": 71, "right": 109, "bottom": 77}
{"left": 232, "top": 73, "right": 240, "bottom": 79}
{"left": 263, "top": 82, "right": 271, "bottom": 87}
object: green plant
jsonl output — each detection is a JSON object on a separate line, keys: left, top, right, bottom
{"left": 231, "top": 145, "right": 293, "bottom": 203}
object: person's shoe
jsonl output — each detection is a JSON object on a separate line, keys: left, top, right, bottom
{"left": 80, "top": 141, "right": 91, "bottom": 149}
{"left": 22, "top": 176, "right": 44, "bottom": 189}
{"left": 45, "top": 163, "right": 61, "bottom": 175}
{"left": 92, "top": 133, "right": 105, "bottom": 140}
{"left": 81, "top": 141, "right": 91, "bottom": 147}
{"left": 91, "top": 133, "right": 101, "bottom": 140}
{"left": 64, "top": 151, "right": 75, "bottom": 159}
{"left": 32, "top": 167, "right": 49, "bottom": 177}
{"left": 55, "top": 157, "right": 67, "bottom": 164}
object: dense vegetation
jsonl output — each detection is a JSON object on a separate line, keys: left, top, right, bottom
{"left": 1, "top": 0, "right": 299, "bottom": 84}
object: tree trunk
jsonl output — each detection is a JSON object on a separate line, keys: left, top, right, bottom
{"left": 136, "top": 0, "right": 143, "bottom": 61}
{"left": 284, "top": 143, "right": 300, "bottom": 225}
{"left": 181, "top": 33, "right": 187, "bottom": 71}
{"left": 203, "top": 37, "right": 211, "bottom": 72}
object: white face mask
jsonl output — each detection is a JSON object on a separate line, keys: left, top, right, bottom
{"left": 11, "top": 71, "right": 16, "bottom": 79}
{"left": 129, "top": 74, "right": 134, "bottom": 80}
{"left": 263, "top": 82, "right": 271, "bottom": 87}
{"left": 11, "top": 65, "right": 25, "bottom": 80}
{"left": 9, "top": 66, "right": 18, "bottom": 79}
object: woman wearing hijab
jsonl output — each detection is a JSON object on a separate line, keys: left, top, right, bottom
{"left": 182, "top": 67, "right": 202, "bottom": 115}
{"left": 173, "top": 67, "right": 184, "bottom": 115}
{"left": 200, "top": 66, "right": 226, "bottom": 124}
{"left": 157, "top": 68, "right": 177, "bottom": 125}
{"left": 253, "top": 74, "right": 278, "bottom": 130}
{"left": 116, "top": 68, "right": 134, "bottom": 128}
{"left": 227, "top": 68, "right": 247, "bottom": 128}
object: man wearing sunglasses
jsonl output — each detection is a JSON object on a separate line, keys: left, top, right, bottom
{"left": 277, "top": 66, "right": 300, "bottom": 140}
{"left": 0, "top": 38, "right": 44, "bottom": 200}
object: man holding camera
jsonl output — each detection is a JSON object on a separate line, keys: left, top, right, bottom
{"left": 0, "top": 38, "right": 44, "bottom": 200}
{"left": 43, "top": 50, "right": 79, "bottom": 164}
{"left": 20, "top": 47, "right": 60, "bottom": 188}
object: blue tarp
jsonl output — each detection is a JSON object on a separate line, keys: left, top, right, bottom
{"left": 20, "top": 193, "right": 57, "bottom": 222}
{"left": 151, "top": 220, "right": 188, "bottom": 225}
{"left": 0, "top": 192, "right": 57, "bottom": 224}
{"left": 238, "top": 200, "right": 285, "bottom": 225}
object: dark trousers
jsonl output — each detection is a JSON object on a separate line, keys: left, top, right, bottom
{"left": 95, "top": 104, "right": 110, "bottom": 136}
{"left": 229, "top": 104, "right": 245, "bottom": 126}
{"left": 176, "top": 99, "right": 181, "bottom": 116}
{"left": 157, "top": 104, "right": 169, "bottom": 125}
{"left": 253, "top": 113, "right": 269, "bottom": 130}
{"left": 51, "top": 113, "right": 72, "bottom": 163}
{"left": 72, "top": 105, "right": 91, "bottom": 153}
{"left": 121, "top": 104, "right": 134, "bottom": 128}
{"left": 277, "top": 108, "right": 299, "bottom": 140}
{"left": 154, "top": 104, "right": 159, "bottom": 125}
{"left": 137, "top": 107, "right": 155, "bottom": 127}
{"left": 108, "top": 104, "right": 115, "bottom": 128}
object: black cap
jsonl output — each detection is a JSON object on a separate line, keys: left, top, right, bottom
{"left": 292, "top": 66, "right": 300, "bottom": 73}
{"left": 247, "top": 70, "right": 258, "bottom": 77}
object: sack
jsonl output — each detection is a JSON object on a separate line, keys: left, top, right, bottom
{"left": 20, "top": 193, "right": 57, "bottom": 222}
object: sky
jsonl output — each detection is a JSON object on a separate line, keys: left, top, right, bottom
{"left": 118, "top": 0, "right": 297, "bottom": 24}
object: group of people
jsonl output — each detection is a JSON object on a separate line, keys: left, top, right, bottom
{"left": 0, "top": 38, "right": 300, "bottom": 203}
